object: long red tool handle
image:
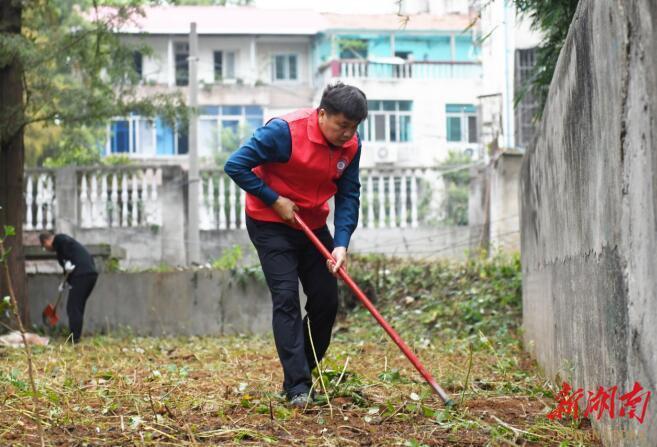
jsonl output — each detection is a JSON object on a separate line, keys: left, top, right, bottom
{"left": 294, "top": 213, "right": 453, "bottom": 406}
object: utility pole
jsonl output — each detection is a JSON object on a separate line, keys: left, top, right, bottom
{"left": 187, "top": 22, "right": 201, "bottom": 264}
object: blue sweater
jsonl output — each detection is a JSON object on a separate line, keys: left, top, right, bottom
{"left": 224, "top": 119, "right": 361, "bottom": 248}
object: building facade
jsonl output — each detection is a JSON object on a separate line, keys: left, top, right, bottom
{"left": 106, "top": 6, "right": 483, "bottom": 168}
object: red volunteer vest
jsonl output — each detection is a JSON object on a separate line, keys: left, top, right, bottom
{"left": 245, "top": 108, "right": 359, "bottom": 229}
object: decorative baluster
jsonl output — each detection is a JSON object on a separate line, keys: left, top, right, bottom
{"left": 35, "top": 175, "right": 46, "bottom": 230}
{"left": 388, "top": 174, "right": 396, "bottom": 228}
{"left": 228, "top": 180, "right": 237, "bottom": 229}
{"left": 151, "top": 169, "right": 161, "bottom": 225}
{"left": 199, "top": 175, "right": 209, "bottom": 230}
{"left": 99, "top": 174, "right": 108, "bottom": 227}
{"left": 79, "top": 174, "right": 91, "bottom": 228}
{"left": 141, "top": 172, "right": 149, "bottom": 226}
{"left": 121, "top": 175, "right": 129, "bottom": 227}
{"left": 378, "top": 175, "right": 385, "bottom": 229}
{"left": 400, "top": 172, "right": 408, "bottom": 228}
{"left": 239, "top": 188, "right": 246, "bottom": 229}
{"left": 142, "top": 169, "right": 152, "bottom": 225}
{"left": 25, "top": 175, "right": 34, "bottom": 231}
{"left": 110, "top": 174, "right": 119, "bottom": 227}
{"left": 207, "top": 176, "right": 216, "bottom": 229}
{"left": 45, "top": 175, "right": 55, "bottom": 229}
{"left": 357, "top": 174, "right": 363, "bottom": 229}
{"left": 218, "top": 175, "right": 227, "bottom": 230}
{"left": 410, "top": 170, "right": 419, "bottom": 228}
{"left": 366, "top": 174, "right": 374, "bottom": 228}
{"left": 35, "top": 175, "right": 45, "bottom": 230}
{"left": 130, "top": 173, "right": 139, "bottom": 226}
{"left": 90, "top": 173, "right": 98, "bottom": 228}
{"left": 44, "top": 175, "right": 52, "bottom": 229}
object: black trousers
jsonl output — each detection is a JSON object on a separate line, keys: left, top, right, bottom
{"left": 67, "top": 273, "right": 98, "bottom": 342}
{"left": 246, "top": 216, "right": 338, "bottom": 398}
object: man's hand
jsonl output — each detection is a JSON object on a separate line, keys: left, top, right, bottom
{"left": 327, "top": 247, "right": 347, "bottom": 276}
{"left": 272, "top": 196, "right": 298, "bottom": 225}
{"left": 58, "top": 281, "right": 68, "bottom": 293}
{"left": 64, "top": 261, "right": 76, "bottom": 273}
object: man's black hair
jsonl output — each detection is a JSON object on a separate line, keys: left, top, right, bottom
{"left": 39, "top": 231, "right": 54, "bottom": 244}
{"left": 319, "top": 82, "right": 368, "bottom": 123}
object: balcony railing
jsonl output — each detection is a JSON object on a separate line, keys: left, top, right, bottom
{"left": 319, "top": 59, "right": 482, "bottom": 82}
{"left": 24, "top": 166, "right": 443, "bottom": 232}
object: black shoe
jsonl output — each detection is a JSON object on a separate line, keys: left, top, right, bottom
{"left": 288, "top": 392, "right": 312, "bottom": 408}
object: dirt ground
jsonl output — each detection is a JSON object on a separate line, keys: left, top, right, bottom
{"left": 0, "top": 333, "right": 601, "bottom": 446}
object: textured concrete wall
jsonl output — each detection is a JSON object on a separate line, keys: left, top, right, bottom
{"left": 490, "top": 152, "right": 522, "bottom": 251}
{"left": 520, "top": 1, "right": 657, "bottom": 445}
{"left": 28, "top": 271, "right": 272, "bottom": 337}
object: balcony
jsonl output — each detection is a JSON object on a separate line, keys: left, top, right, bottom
{"left": 318, "top": 58, "right": 482, "bottom": 82}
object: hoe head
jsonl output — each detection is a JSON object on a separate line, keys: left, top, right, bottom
{"left": 42, "top": 304, "right": 59, "bottom": 327}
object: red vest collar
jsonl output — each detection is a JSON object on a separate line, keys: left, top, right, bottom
{"left": 307, "top": 109, "right": 327, "bottom": 145}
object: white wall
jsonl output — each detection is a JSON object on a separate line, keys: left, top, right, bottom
{"left": 478, "top": 0, "right": 541, "bottom": 150}
{"left": 122, "top": 34, "right": 314, "bottom": 87}
{"left": 332, "top": 77, "right": 482, "bottom": 167}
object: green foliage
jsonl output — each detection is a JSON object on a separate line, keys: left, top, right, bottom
{"left": 513, "top": 0, "right": 580, "bottom": 117}
{"left": 102, "top": 154, "right": 133, "bottom": 166}
{"left": 168, "top": 0, "right": 253, "bottom": 4}
{"left": 1, "top": 0, "right": 186, "bottom": 165}
{"left": 211, "top": 245, "right": 243, "bottom": 270}
{"left": 342, "top": 252, "right": 522, "bottom": 347}
{"left": 40, "top": 125, "right": 103, "bottom": 167}
{"left": 338, "top": 39, "right": 368, "bottom": 59}
{"left": 438, "top": 150, "right": 471, "bottom": 226}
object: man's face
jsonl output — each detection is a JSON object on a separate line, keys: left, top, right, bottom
{"left": 317, "top": 109, "right": 360, "bottom": 147}
{"left": 41, "top": 237, "right": 54, "bottom": 252}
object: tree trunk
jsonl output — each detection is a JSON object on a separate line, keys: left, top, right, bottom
{"left": 0, "top": 0, "right": 28, "bottom": 326}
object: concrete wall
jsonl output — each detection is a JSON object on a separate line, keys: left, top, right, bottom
{"left": 28, "top": 271, "right": 272, "bottom": 337}
{"left": 490, "top": 152, "right": 521, "bottom": 251}
{"left": 467, "top": 152, "right": 521, "bottom": 253}
{"left": 520, "top": 1, "right": 657, "bottom": 445}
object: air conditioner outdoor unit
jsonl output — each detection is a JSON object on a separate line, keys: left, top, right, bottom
{"left": 373, "top": 145, "right": 398, "bottom": 164}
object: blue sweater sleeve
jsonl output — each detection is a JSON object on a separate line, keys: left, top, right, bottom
{"left": 333, "top": 137, "right": 362, "bottom": 248}
{"left": 223, "top": 119, "right": 292, "bottom": 205}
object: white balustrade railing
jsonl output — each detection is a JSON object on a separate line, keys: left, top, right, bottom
{"left": 324, "top": 59, "right": 483, "bottom": 81}
{"left": 24, "top": 166, "right": 438, "bottom": 233}
{"left": 200, "top": 170, "right": 247, "bottom": 230}
{"left": 199, "top": 168, "right": 435, "bottom": 231}
{"left": 359, "top": 168, "right": 437, "bottom": 229}
{"left": 78, "top": 168, "right": 162, "bottom": 228}
{"left": 24, "top": 170, "right": 56, "bottom": 231}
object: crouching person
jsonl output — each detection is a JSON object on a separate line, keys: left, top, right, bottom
{"left": 40, "top": 232, "right": 98, "bottom": 343}
{"left": 224, "top": 82, "right": 368, "bottom": 407}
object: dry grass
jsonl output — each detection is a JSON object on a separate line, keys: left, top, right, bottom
{"left": 1, "top": 327, "right": 600, "bottom": 446}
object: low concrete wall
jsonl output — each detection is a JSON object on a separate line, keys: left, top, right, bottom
{"left": 28, "top": 271, "right": 272, "bottom": 336}
{"left": 520, "top": 1, "right": 657, "bottom": 445}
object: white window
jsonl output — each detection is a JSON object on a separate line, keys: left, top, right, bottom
{"left": 214, "top": 50, "right": 236, "bottom": 82}
{"left": 446, "top": 104, "right": 478, "bottom": 143}
{"left": 272, "top": 54, "right": 298, "bottom": 81}
{"left": 198, "top": 106, "right": 264, "bottom": 157}
{"left": 174, "top": 42, "right": 189, "bottom": 86}
{"left": 359, "top": 101, "right": 412, "bottom": 143}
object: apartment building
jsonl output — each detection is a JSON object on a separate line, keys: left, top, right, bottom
{"left": 106, "top": 6, "right": 483, "bottom": 168}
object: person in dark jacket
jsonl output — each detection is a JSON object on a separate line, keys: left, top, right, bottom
{"left": 224, "top": 82, "right": 368, "bottom": 407}
{"left": 39, "top": 232, "right": 98, "bottom": 343}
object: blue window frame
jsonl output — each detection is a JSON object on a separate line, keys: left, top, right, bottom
{"left": 446, "top": 104, "right": 477, "bottom": 143}
{"left": 110, "top": 120, "right": 130, "bottom": 153}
